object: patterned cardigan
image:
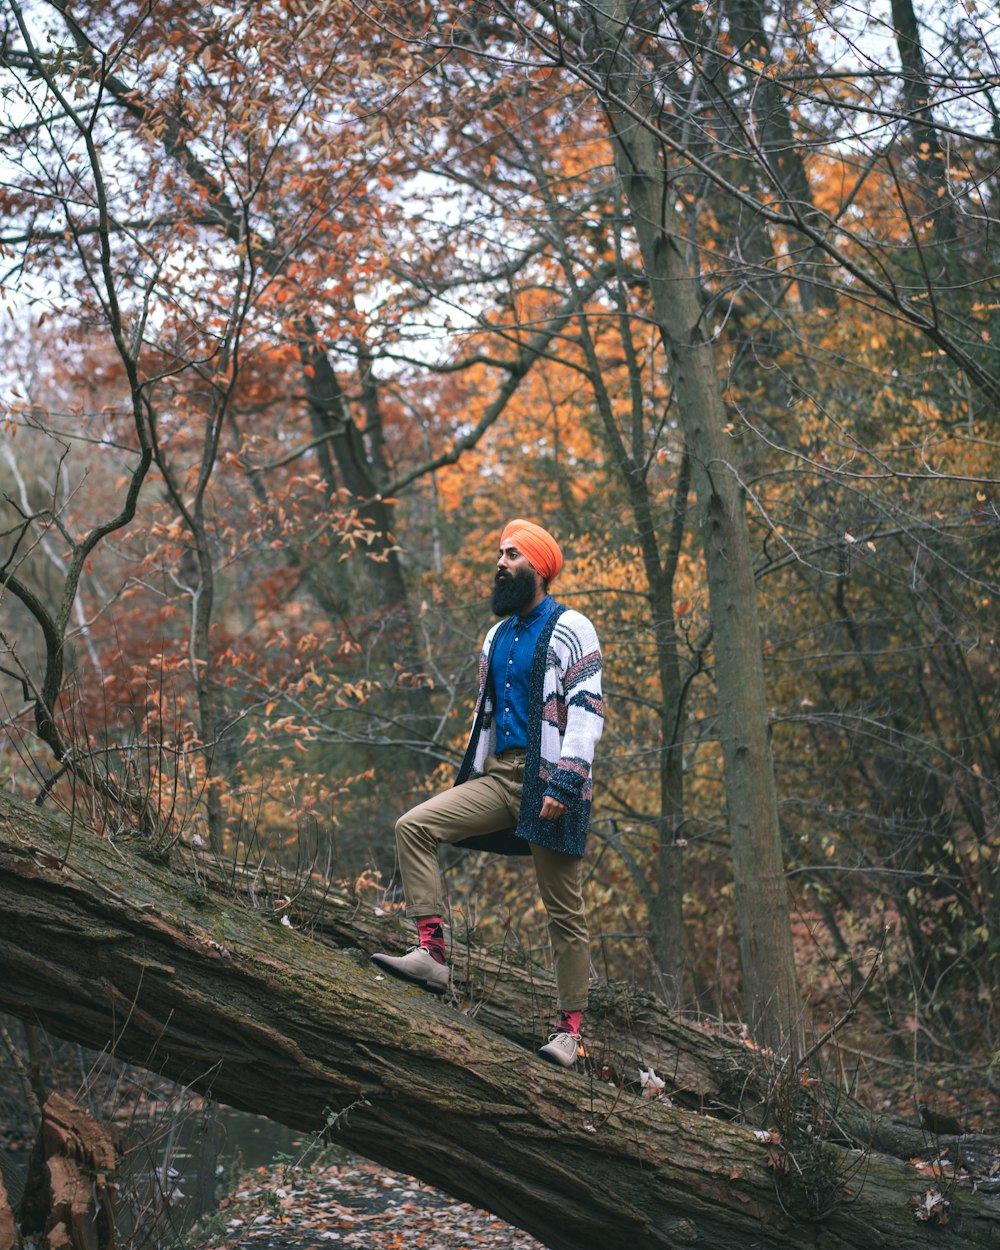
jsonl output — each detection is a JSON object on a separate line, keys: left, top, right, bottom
{"left": 454, "top": 603, "right": 604, "bottom": 858}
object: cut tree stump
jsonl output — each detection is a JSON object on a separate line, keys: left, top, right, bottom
{"left": 19, "top": 1092, "right": 117, "bottom": 1250}
{"left": 0, "top": 790, "right": 998, "bottom": 1250}
{"left": 0, "top": 1176, "right": 21, "bottom": 1250}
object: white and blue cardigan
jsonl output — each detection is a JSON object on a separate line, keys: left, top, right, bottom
{"left": 455, "top": 603, "right": 604, "bottom": 857}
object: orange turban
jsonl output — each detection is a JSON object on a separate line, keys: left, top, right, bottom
{"left": 500, "top": 519, "right": 563, "bottom": 583}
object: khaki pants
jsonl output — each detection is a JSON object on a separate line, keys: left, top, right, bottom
{"left": 394, "top": 751, "right": 590, "bottom": 1011}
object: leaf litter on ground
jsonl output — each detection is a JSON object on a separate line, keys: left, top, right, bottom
{"left": 195, "top": 1157, "right": 547, "bottom": 1250}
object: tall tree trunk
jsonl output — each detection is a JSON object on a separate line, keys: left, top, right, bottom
{"left": 889, "top": 0, "right": 961, "bottom": 255}
{"left": 582, "top": 0, "right": 805, "bottom": 1059}
{"left": 722, "top": 0, "right": 839, "bottom": 311}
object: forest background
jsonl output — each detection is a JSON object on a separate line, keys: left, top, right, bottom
{"left": 1, "top": 0, "right": 998, "bottom": 1141}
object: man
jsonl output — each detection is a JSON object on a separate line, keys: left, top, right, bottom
{"left": 371, "top": 519, "right": 604, "bottom": 1067}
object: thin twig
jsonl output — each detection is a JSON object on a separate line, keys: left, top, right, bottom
{"left": 797, "top": 927, "right": 889, "bottom": 1072}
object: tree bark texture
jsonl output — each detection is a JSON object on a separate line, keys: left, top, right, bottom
{"left": 0, "top": 794, "right": 998, "bottom": 1249}
{"left": 585, "top": 0, "right": 805, "bottom": 1059}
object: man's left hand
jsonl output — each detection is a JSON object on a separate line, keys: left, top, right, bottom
{"left": 540, "top": 796, "right": 566, "bottom": 821}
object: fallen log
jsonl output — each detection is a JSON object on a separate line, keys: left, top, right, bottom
{"left": 0, "top": 790, "right": 998, "bottom": 1250}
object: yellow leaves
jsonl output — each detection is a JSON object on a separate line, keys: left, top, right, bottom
{"left": 264, "top": 713, "right": 318, "bottom": 740}
{"left": 335, "top": 681, "right": 372, "bottom": 706}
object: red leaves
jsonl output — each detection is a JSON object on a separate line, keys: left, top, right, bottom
{"left": 765, "top": 1145, "right": 788, "bottom": 1174}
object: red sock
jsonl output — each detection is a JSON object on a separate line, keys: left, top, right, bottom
{"left": 558, "top": 1010, "right": 582, "bottom": 1036}
{"left": 417, "top": 917, "right": 446, "bottom": 965}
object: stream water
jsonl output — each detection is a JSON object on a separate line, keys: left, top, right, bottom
{"left": 3, "top": 1101, "right": 309, "bottom": 1242}
{"left": 131, "top": 1102, "right": 308, "bottom": 1217}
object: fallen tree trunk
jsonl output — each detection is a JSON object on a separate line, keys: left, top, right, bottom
{"left": 0, "top": 792, "right": 997, "bottom": 1250}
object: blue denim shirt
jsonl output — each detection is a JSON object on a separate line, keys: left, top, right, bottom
{"left": 489, "top": 594, "right": 557, "bottom": 753}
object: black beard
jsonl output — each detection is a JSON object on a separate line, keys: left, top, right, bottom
{"left": 491, "top": 566, "right": 539, "bottom": 616}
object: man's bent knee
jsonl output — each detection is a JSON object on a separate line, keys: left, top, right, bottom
{"left": 395, "top": 808, "right": 423, "bottom": 847}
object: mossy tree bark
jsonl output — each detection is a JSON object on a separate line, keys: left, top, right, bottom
{"left": 0, "top": 793, "right": 998, "bottom": 1249}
